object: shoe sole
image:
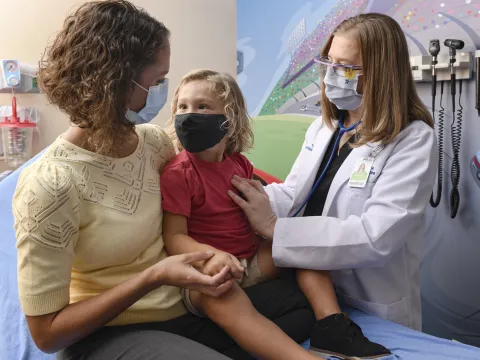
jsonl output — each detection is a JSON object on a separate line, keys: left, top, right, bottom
{"left": 309, "top": 347, "right": 390, "bottom": 359}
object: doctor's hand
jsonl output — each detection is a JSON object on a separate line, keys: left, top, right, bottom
{"left": 229, "top": 175, "right": 277, "bottom": 241}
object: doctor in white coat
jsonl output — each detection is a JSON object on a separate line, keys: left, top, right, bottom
{"left": 230, "top": 13, "right": 437, "bottom": 332}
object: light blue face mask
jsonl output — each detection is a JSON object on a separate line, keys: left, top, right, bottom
{"left": 125, "top": 79, "right": 169, "bottom": 124}
{"left": 323, "top": 67, "right": 362, "bottom": 111}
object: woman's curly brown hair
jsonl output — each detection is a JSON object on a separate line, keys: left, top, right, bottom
{"left": 38, "top": 0, "right": 170, "bottom": 154}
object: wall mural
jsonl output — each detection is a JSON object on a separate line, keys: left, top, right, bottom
{"left": 238, "top": 0, "right": 480, "bottom": 180}
{"left": 238, "top": 0, "right": 480, "bottom": 346}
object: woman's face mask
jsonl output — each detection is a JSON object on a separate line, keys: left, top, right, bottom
{"left": 126, "top": 79, "right": 169, "bottom": 124}
{"left": 323, "top": 66, "right": 363, "bottom": 111}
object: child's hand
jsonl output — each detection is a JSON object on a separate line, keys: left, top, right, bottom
{"left": 147, "top": 251, "right": 234, "bottom": 297}
{"left": 201, "top": 250, "right": 244, "bottom": 279}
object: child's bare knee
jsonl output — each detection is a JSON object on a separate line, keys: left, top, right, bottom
{"left": 199, "top": 284, "right": 254, "bottom": 319}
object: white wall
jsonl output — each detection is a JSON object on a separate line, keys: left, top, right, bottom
{"left": 0, "top": 0, "right": 236, "bottom": 166}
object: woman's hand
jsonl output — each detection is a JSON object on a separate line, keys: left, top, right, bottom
{"left": 229, "top": 175, "right": 277, "bottom": 240}
{"left": 148, "top": 251, "right": 234, "bottom": 297}
{"left": 26, "top": 251, "right": 232, "bottom": 354}
{"left": 200, "top": 250, "right": 245, "bottom": 279}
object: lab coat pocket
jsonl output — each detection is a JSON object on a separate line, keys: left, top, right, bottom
{"left": 345, "top": 183, "right": 374, "bottom": 215}
{"left": 340, "top": 293, "right": 411, "bottom": 327}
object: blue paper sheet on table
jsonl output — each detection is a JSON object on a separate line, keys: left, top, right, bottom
{"left": 1, "top": 152, "right": 480, "bottom": 360}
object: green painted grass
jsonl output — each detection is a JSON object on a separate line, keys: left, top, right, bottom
{"left": 246, "top": 114, "right": 315, "bottom": 181}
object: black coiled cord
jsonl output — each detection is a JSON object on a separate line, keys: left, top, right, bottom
{"left": 450, "top": 79, "right": 462, "bottom": 218}
{"left": 430, "top": 81, "right": 445, "bottom": 208}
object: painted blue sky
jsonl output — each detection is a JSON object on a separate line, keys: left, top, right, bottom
{"left": 237, "top": 0, "right": 338, "bottom": 116}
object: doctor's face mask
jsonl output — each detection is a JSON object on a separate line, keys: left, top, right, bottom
{"left": 315, "top": 56, "right": 363, "bottom": 111}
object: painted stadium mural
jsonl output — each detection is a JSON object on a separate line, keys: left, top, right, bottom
{"left": 238, "top": 0, "right": 480, "bottom": 180}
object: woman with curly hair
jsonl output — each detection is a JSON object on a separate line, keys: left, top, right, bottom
{"left": 12, "top": 1, "right": 314, "bottom": 359}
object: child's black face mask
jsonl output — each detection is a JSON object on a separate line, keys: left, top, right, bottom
{"left": 175, "top": 113, "right": 228, "bottom": 153}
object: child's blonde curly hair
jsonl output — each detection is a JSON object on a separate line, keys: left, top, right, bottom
{"left": 166, "top": 69, "right": 254, "bottom": 154}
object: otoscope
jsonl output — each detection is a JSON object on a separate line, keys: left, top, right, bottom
{"left": 429, "top": 39, "right": 443, "bottom": 208}
{"left": 429, "top": 40, "right": 440, "bottom": 103}
{"left": 476, "top": 50, "right": 479, "bottom": 116}
{"left": 444, "top": 38, "right": 464, "bottom": 219}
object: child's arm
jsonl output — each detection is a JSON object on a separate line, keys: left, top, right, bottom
{"left": 161, "top": 162, "right": 243, "bottom": 278}
{"left": 163, "top": 211, "right": 214, "bottom": 256}
{"left": 163, "top": 211, "right": 244, "bottom": 279}
{"left": 160, "top": 165, "right": 209, "bottom": 257}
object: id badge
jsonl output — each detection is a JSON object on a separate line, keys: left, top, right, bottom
{"left": 349, "top": 157, "right": 374, "bottom": 188}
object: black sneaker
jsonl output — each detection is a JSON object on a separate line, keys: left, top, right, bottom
{"left": 309, "top": 313, "right": 391, "bottom": 359}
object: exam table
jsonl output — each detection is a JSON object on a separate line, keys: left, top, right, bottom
{"left": 1, "top": 153, "right": 480, "bottom": 360}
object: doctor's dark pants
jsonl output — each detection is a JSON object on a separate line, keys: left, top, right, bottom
{"left": 57, "top": 277, "right": 314, "bottom": 360}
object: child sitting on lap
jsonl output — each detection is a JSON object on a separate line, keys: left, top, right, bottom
{"left": 161, "top": 69, "right": 390, "bottom": 360}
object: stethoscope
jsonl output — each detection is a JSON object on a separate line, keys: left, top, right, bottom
{"left": 292, "top": 111, "right": 361, "bottom": 217}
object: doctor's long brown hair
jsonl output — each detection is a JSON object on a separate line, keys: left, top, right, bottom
{"left": 320, "top": 13, "right": 433, "bottom": 146}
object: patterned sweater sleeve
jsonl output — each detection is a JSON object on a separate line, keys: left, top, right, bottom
{"left": 13, "top": 161, "right": 81, "bottom": 316}
{"left": 157, "top": 126, "right": 176, "bottom": 162}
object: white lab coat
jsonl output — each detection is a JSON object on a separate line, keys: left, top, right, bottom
{"left": 265, "top": 117, "right": 437, "bottom": 331}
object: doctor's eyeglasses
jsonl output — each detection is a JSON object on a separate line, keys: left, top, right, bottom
{"left": 314, "top": 56, "right": 362, "bottom": 78}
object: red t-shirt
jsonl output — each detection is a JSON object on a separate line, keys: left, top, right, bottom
{"left": 160, "top": 150, "right": 259, "bottom": 259}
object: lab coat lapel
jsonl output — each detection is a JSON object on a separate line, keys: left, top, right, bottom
{"left": 322, "top": 142, "right": 379, "bottom": 216}
{"left": 293, "top": 125, "right": 334, "bottom": 214}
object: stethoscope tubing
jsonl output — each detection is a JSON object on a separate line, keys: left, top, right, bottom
{"left": 292, "top": 111, "right": 361, "bottom": 217}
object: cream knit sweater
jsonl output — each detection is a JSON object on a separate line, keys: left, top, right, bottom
{"left": 13, "top": 124, "right": 186, "bottom": 325}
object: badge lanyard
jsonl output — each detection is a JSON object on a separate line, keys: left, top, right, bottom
{"left": 292, "top": 111, "right": 361, "bottom": 217}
